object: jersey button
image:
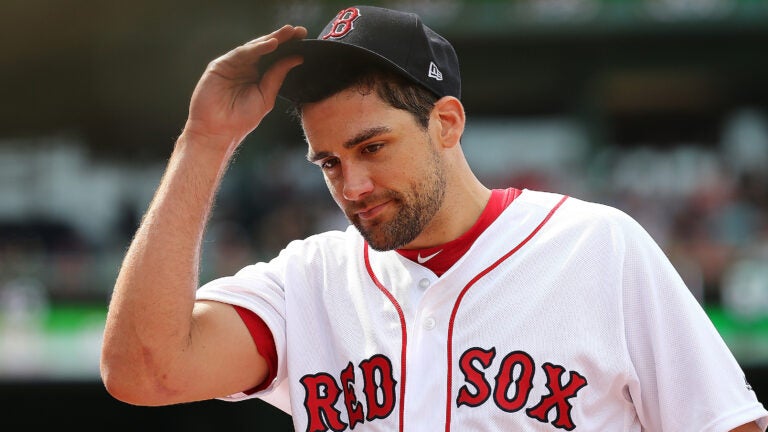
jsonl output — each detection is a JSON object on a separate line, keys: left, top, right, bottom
{"left": 418, "top": 278, "right": 430, "bottom": 289}
{"left": 423, "top": 316, "right": 436, "bottom": 330}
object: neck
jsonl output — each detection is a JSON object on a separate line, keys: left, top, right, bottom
{"left": 405, "top": 157, "right": 490, "bottom": 249}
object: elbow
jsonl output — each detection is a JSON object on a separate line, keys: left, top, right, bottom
{"left": 100, "top": 357, "right": 153, "bottom": 406}
{"left": 100, "top": 349, "right": 175, "bottom": 407}
{"left": 101, "top": 373, "right": 144, "bottom": 406}
{"left": 100, "top": 365, "right": 176, "bottom": 407}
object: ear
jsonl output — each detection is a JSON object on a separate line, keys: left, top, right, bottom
{"left": 431, "top": 96, "right": 465, "bottom": 149}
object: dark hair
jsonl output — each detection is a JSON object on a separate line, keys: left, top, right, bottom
{"left": 287, "top": 62, "right": 439, "bottom": 130}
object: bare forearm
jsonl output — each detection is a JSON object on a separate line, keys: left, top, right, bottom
{"left": 101, "top": 132, "right": 234, "bottom": 399}
{"left": 100, "top": 24, "right": 307, "bottom": 405}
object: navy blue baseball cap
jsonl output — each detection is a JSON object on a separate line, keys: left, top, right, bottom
{"left": 260, "top": 5, "right": 461, "bottom": 103}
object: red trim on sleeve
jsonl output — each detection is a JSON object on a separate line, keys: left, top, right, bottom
{"left": 233, "top": 305, "right": 278, "bottom": 394}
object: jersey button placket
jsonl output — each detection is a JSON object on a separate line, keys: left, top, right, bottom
{"left": 423, "top": 316, "right": 436, "bottom": 330}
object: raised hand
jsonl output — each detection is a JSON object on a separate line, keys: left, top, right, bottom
{"left": 183, "top": 24, "right": 307, "bottom": 152}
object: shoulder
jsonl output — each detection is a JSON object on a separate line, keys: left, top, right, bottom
{"left": 277, "top": 225, "right": 362, "bottom": 262}
{"left": 517, "top": 189, "right": 639, "bottom": 228}
{"left": 514, "top": 189, "right": 653, "bottom": 249}
{"left": 204, "top": 226, "right": 362, "bottom": 289}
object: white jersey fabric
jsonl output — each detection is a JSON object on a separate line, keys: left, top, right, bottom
{"left": 197, "top": 189, "right": 768, "bottom": 431}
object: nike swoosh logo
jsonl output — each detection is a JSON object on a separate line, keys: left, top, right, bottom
{"left": 417, "top": 250, "right": 443, "bottom": 264}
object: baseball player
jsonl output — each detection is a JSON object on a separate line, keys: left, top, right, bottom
{"left": 100, "top": 5, "right": 768, "bottom": 431}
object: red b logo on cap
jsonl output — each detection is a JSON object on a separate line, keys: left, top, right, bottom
{"left": 322, "top": 7, "right": 360, "bottom": 40}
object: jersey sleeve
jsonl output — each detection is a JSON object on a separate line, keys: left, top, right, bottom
{"left": 194, "top": 242, "right": 296, "bottom": 405}
{"left": 616, "top": 208, "right": 768, "bottom": 431}
{"left": 232, "top": 305, "right": 278, "bottom": 394}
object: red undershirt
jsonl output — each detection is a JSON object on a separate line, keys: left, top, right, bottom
{"left": 235, "top": 187, "right": 521, "bottom": 394}
{"left": 396, "top": 188, "right": 521, "bottom": 275}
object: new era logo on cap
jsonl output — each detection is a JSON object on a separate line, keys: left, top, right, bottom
{"left": 264, "top": 5, "right": 462, "bottom": 103}
{"left": 428, "top": 62, "right": 443, "bottom": 81}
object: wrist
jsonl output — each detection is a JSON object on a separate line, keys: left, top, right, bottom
{"left": 177, "top": 127, "right": 240, "bottom": 159}
{"left": 180, "top": 118, "right": 247, "bottom": 152}
{"left": 174, "top": 129, "right": 240, "bottom": 172}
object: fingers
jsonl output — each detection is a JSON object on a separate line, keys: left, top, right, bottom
{"left": 254, "top": 25, "right": 307, "bottom": 57}
{"left": 244, "top": 25, "right": 308, "bottom": 48}
{"left": 219, "top": 25, "right": 307, "bottom": 74}
{"left": 204, "top": 24, "right": 304, "bottom": 83}
{"left": 249, "top": 26, "right": 306, "bottom": 105}
{"left": 259, "top": 55, "right": 304, "bottom": 103}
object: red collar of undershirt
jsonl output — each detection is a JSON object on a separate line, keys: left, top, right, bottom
{"left": 396, "top": 188, "right": 521, "bottom": 276}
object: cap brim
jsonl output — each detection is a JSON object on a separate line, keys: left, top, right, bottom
{"left": 258, "top": 39, "right": 427, "bottom": 104}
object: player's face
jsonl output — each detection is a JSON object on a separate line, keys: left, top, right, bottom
{"left": 302, "top": 88, "right": 447, "bottom": 251}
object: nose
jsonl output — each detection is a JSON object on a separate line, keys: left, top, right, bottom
{"left": 341, "top": 163, "right": 374, "bottom": 201}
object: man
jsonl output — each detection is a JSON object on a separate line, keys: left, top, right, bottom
{"left": 100, "top": 5, "right": 767, "bottom": 431}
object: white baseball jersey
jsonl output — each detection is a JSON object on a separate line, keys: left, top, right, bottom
{"left": 197, "top": 189, "right": 768, "bottom": 431}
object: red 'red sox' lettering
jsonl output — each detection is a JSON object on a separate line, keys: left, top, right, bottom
{"left": 456, "top": 346, "right": 496, "bottom": 407}
{"left": 527, "top": 363, "right": 587, "bottom": 431}
{"left": 360, "top": 354, "right": 397, "bottom": 421}
{"left": 300, "top": 372, "right": 347, "bottom": 431}
{"left": 340, "top": 362, "right": 364, "bottom": 429}
{"left": 301, "top": 354, "right": 397, "bottom": 431}
{"left": 301, "top": 349, "right": 586, "bottom": 431}
{"left": 495, "top": 350, "right": 536, "bottom": 412}
{"left": 457, "top": 347, "right": 588, "bottom": 431}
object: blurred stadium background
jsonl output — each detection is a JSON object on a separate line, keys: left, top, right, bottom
{"left": 1, "top": 0, "right": 767, "bottom": 428}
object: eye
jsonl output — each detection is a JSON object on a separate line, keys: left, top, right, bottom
{"left": 362, "top": 143, "right": 383, "bottom": 154}
{"left": 320, "top": 157, "right": 339, "bottom": 170}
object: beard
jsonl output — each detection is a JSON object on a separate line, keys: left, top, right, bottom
{"left": 347, "top": 147, "right": 447, "bottom": 251}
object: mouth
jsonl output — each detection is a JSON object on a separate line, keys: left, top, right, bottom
{"left": 355, "top": 200, "right": 391, "bottom": 221}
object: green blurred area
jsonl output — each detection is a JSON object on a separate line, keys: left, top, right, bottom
{"left": 42, "top": 304, "right": 106, "bottom": 333}
{"left": 708, "top": 307, "right": 768, "bottom": 367}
